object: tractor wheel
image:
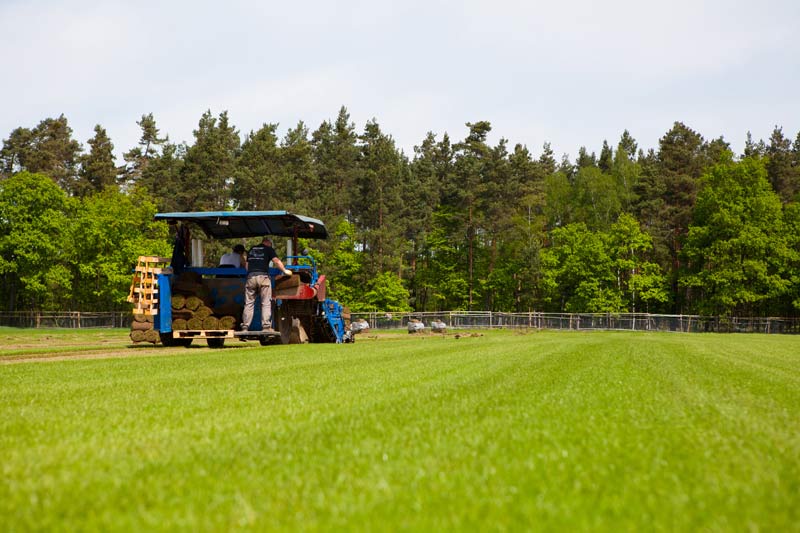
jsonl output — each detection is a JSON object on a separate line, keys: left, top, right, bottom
{"left": 259, "top": 336, "right": 279, "bottom": 346}
{"left": 207, "top": 338, "right": 225, "bottom": 349}
{"left": 160, "top": 332, "right": 193, "bottom": 347}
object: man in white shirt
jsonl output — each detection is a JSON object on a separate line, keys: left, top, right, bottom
{"left": 219, "top": 244, "right": 246, "bottom": 268}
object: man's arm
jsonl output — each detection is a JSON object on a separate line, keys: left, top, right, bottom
{"left": 272, "top": 257, "right": 292, "bottom": 276}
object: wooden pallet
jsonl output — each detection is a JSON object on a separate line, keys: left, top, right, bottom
{"left": 127, "top": 256, "right": 171, "bottom": 316}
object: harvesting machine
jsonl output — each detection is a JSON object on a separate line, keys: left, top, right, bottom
{"left": 132, "top": 211, "right": 353, "bottom": 348}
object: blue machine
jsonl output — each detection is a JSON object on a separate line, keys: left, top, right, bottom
{"left": 149, "top": 211, "right": 352, "bottom": 348}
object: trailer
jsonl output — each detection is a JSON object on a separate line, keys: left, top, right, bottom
{"left": 133, "top": 211, "right": 353, "bottom": 348}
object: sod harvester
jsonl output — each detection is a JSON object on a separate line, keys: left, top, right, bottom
{"left": 130, "top": 211, "right": 353, "bottom": 348}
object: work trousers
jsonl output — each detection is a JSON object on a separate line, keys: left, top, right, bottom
{"left": 241, "top": 273, "right": 273, "bottom": 330}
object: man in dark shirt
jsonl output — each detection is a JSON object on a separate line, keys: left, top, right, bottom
{"left": 241, "top": 237, "right": 292, "bottom": 333}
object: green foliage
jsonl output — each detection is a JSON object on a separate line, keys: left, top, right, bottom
{"left": 3, "top": 111, "right": 800, "bottom": 316}
{"left": 311, "top": 106, "right": 361, "bottom": 220}
{"left": 122, "top": 113, "right": 168, "bottom": 193}
{"left": 766, "top": 126, "right": 800, "bottom": 203}
{"left": 232, "top": 123, "right": 282, "bottom": 210}
{"left": 315, "top": 219, "right": 363, "bottom": 307}
{"left": 78, "top": 125, "right": 118, "bottom": 196}
{"left": 541, "top": 216, "right": 667, "bottom": 313}
{"left": 573, "top": 166, "right": 621, "bottom": 230}
{"left": 0, "top": 172, "right": 75, "bottom": 310}
{"left": 608, "top": 213, "right": 668, "bottom": 311}
{"left": 179, "top": 110, "right": 240, "bottom": 210}
{"left": 353, "top": 120, "right": 407, "bottom": 278}
{"left": 0, "top": 115, "right": 82, "bottom": 193}
{"left": 359, "top": 271, "right": 411, "bottom": 312}
{"left": 0, "top": 172, "right": 171, "bottom": 312}
{"left": 541, "top": 223, "right": 619, "bottom": 312}
{"left": 681, "top": 158, "right": 791, "bottom": 315}
{"left": 67, "top": 188, "right": 171, "bottom": 309}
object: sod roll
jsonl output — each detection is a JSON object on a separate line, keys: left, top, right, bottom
{"left": 202, "top": 316, "right": 219, "bottom": 330}
{"left": 133, "top": 313, "right": 154, "bottom": 323}
{"left": 185, "top": 296, "right": 203, "bottom": 311}
{"left": 218, "top": 315, "right": 236, "bottom": 330}
{"left": 131, "top": 320, "right": 152, "bottom": 332}
{"left": 144, "top": 329, "right": 159, "bottom": 343}
{"left": 130, "top": 330, "right": 146, "bottom": 342}
{"left": 195, "top": 305, "right": 213, "bottom": 319}
{"left": 171, "top": 294, "right": 186, "bottom": 310}
{"left": 187, "top": 317, "right": 204, "bottom": 330}
{"left": 171, "top": 310, "right": 194, "bottom": 320}
{"left": 172, "top": 318, "right": 188, "bottom": 330}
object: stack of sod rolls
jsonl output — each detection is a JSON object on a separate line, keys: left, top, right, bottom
{"left": 171, "top": 292, "right": 240, "bottom": 332}
{"left": 130, "top": 313, "right": 159, "bottom": 344}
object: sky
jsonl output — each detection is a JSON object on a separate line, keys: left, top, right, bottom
{"left": 1, "top": 0, "right": 799, "bottom": 162}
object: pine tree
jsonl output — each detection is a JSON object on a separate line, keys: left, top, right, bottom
{"left": 78, "top": 125, "right": 117, "bottom": 196}
{"left": 280, "top": 121, "right": 316, "bottom": 213}
{"left": 538, "top": 142, "right": 557, "bottom": 174}
{"left": 406, "top": 132, "right": 451, "bottom": 310}
{"left": 576, "top": 146, "right": 597, "bottom": 169}
{"left": 311, "top": 106, "right": 360, "bottom": 221}
{"left": 0, "top": 115, "right": 81, "bottom": 193}
{"left": 140, "top": 142, "right": 185, "bottom": 212}
{"left": 122, "top": 113, "right": 166, "bottom": 189}
{"left": 766, "top": 126, "right": 799, "bottom": 203}
{"left": 618, "top": 130, "right": 638, "bottom": 162}
{"left": 450, "top": 121, "right": 493, "bottom": 310}
{"left": 232, "top": 123, "right": 281, "bottom": 210}
{"left": 743, "top": 131, "right": 766, "bottom": 159}
{"left": 353, "top": 119, "right": 406, "bottom": 277}
{"left": 179, "top": 110, "right": 240, "bottom": 211}
{"left": 598, "top": 140, "right": 613, "bottom": 173}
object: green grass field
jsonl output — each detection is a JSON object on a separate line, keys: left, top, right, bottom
{"left": 1, "top": 328, "right": 799, "bottom": 531}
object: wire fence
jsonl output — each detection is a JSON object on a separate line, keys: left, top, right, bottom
{"left": 0, "top": 312, "right": 132, "bottom": 329}
{"left": 351, "top": 311, "right": 800, "bottom": 335}
{"left": 1, "top": 311, "right": 798, "bottom": 334}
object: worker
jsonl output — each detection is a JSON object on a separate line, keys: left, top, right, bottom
{"left": 219, "top": 244, "right": 246, "bottom": 268}
{"left": 241, "top": 237, "right": 292, "bottom": 333}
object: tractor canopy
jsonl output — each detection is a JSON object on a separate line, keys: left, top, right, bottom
{"left": 154, "top": 211, "right": 328, "bottom": 240}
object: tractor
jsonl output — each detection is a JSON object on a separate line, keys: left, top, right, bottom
{"left": 134, "top": 211, "right": 353, "bottom": 348}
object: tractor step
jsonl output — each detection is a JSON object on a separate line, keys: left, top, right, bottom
{"left": 174, "top": 330, "right": 234, "bottom": 339}
{"left": 233, "top": 330, "right": 282, "bottom": 341}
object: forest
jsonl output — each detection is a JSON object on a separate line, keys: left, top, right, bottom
{"left": 1, "top": 107, "right": 799, "bottom": 317}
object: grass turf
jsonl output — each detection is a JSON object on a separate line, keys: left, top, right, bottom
{"left": 1, "top": 329, "right": 798, "bottom": 531}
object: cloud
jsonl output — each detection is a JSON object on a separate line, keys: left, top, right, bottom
{"left": 1, "top": 0, "right": 798, "bottom": 161}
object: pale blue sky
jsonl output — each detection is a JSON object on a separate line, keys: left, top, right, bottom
{"left": 1, "top": 0, "right": 798, "bottom": 161}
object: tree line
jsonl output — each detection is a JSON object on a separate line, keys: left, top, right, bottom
{"left": 1, "top": 108, "right": 799, "bottom": 316}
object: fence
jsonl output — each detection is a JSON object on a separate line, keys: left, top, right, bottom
{"left": 1, "top": 311, "right": 798, "bottom": 334}
{"left": 0, "top": 312, "right": 132, "bottom": 329}
{"left": 351, "top": 311, "right": 800, "bottom": 335}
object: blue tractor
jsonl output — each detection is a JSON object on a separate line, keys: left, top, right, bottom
{"left": 144, "top": 211, "right": 352, "bottom": 348}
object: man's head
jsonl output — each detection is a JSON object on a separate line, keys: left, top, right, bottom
{"left": 262, "top": 237, "right": 273, "bottom": 247}
{"left": 233, "top": 244, "right": 245, "bottom": 254}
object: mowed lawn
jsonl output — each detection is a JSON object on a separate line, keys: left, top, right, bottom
{"left": 1, "top": 329, "right": 799, "bottom": 531}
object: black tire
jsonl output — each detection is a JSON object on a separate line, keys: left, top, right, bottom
{"left": 159, "top": 332, "right": 193, "bottom": 347}
{"left": 207, "top": 338, "right": 225, "bottom": 349}
{"left": 259, "top": 336, "right": 279, "bottom": 346}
